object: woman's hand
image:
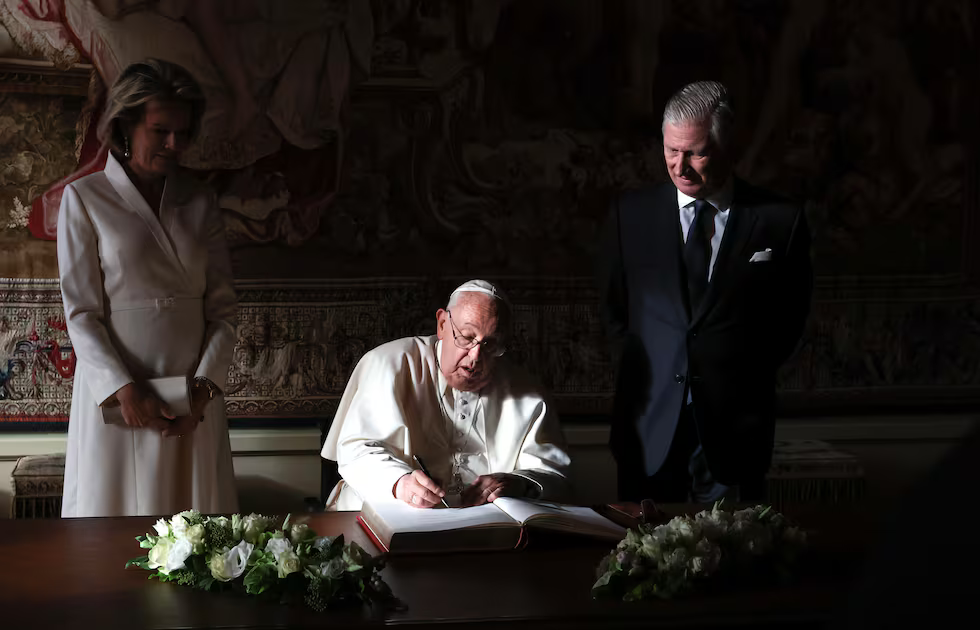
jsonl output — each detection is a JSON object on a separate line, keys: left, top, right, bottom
{"left": 161, "top": 385, "right": 210, "bottom": 438}
{"left": 113, "top": 383, "right": 174, "bottom": 431}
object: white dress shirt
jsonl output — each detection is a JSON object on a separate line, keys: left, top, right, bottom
{"left": 676, "top": 178, "right": 734, "bottom": 282}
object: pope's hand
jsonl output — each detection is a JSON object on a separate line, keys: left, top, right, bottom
{"left": 461, "top": 473, "right": 529, "bottom": 507}
{"left": 394, "top": 470, "right": 446, "bottom": 508}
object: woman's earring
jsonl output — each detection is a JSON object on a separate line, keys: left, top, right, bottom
{"left": 123, "top": 137, "right": 131, "bottom": 159}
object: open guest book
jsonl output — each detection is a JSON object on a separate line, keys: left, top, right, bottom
{"left": 358, "top": 497, "right": 627, "bottom": 554}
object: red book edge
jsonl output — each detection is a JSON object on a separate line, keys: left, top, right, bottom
{"left": 356, "top": 514, "right": 390, "bottom": 553}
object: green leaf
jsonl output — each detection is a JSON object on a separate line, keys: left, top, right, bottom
{"left": 243, "top": 563, "right": 277, "bottom": 595}
{"left": 125, "top": 555, "right": 151, "bottom": 570}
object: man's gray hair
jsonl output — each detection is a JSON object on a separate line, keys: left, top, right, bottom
{"left": 662, "top": 80, "right": 735, "bottom": 150}
{"left": 97, "top": 58, "right": 206, "bottom": 155}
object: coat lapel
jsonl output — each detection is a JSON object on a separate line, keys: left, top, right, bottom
{"left": 647, "top": 186, "right": 690, "bottom": 325}
{"left": 691, "top": 178, "right": 758, "bottom": 327}
{"left": 104, "top": 153, "right": 189, "bottom": 284}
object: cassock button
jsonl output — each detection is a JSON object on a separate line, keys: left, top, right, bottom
{"left": 674, "top": 374, "right": 686, "bottom": 384}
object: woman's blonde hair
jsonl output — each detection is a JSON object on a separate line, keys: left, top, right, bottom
{"left": 97, "top": 58, "right": 206, "bottom": 155}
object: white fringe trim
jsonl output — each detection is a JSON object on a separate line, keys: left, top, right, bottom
{"left": 0, "top": 1, "right": 81, "bottom": 70}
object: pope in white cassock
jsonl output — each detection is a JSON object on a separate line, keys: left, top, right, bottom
{"left": 321, "top": 280, "right": 572, "bottom": 510}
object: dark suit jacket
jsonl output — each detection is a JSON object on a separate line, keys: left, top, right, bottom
{"left": 598, "top": 178, "right": 812, "bottom": 484}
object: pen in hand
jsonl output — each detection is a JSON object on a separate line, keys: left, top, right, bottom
{"left": 413, "top": 455, "right": 451, "bottom": 508}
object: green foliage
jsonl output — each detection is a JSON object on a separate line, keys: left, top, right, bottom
{"left": 592, "top": 502, "right": 808, "bottom": 602}
{"left": 125, "top": 510, "right": 399, "bottom": 613}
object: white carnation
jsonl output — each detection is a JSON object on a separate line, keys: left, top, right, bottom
{"left": 164, "top": 539, "right": 193, "bottom": 573}
{"left": 152, "top": 518, "right": 170, "bottom": 537}
{"left": 265, "top": 536, "right": 293, "bottom": 561}
{"left": 209, "top": 540, "right": 254, "bottom": 582}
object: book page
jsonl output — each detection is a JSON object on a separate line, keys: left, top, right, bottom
{"left": 493, "top": 498, "right": 626, "bottom": 539}
{"left": 364, "top": 499, "right": 518, "bottom": 534}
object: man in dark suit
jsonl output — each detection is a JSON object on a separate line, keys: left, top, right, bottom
{"left": 598, "top": 80, "right": 812, "bottom": 503}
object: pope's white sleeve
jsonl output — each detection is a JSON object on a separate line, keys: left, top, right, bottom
{"left": 512, "top": 397, "right": 572, "bottom": 502}
{"left": 321, "top": 352, "right": 414, "bottom": 501}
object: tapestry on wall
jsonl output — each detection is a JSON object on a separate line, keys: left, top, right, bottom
{"left": 2, "top": 0, "right": 980, "bottom": 430}
{"left": 0, "top": 277, "right": 617, "bottom": 432}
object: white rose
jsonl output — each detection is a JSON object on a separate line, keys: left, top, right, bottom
{"left": 639, "top": 535, "right": 662, "bottom": 559}
{"left": 209, "top": 540, "right": 254, "bottom": 582}
{"left": 176, "top": 509, "right": 202, "bottom": 524}
{"left": 164, "top": 539, "right": 193, "bottom": 573}
{"left": 265, "top": 536, "right": 293, "bottom": 561}
{"left": 147, "top": 538, "right": 172, "bottom": 570}
{"left": 242, "top": 515, "right": 271, "bottom": 544}
{"left": 319, "top": 557, "right": 345, "bottom": 579}
{"left": 667, "top": 518, "right": 696, "bottom": 541}
{"left": 289, "top": 523, "right": 314, "bottom": 546}
{"left": 170, "top": 515, "right": 188, "bottom": 538}
{"left": 184, "top": 523, "right": 206, "bottom": 552}
{"left": 276, "top": 549, "right": 302, "bottom": 578}
{"left": 153, "top": 519, "right": 170, "bottom": 537}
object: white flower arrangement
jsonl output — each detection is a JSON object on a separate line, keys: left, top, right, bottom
{"left": 592, "top": 502, "right": 808, "bottom": 601}
{"left": 127, "top": 510, "right": 398, "bottom": 612}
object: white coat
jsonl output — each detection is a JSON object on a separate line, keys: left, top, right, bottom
{"left": 57, "top": 152, "right": 238, "bottom": 517}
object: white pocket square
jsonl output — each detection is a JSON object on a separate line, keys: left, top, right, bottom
{"left": 749, "top": 248, "right": 773, "bottom": 262}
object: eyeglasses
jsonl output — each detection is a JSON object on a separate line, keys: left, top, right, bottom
{"left": 447, "top": 310, "right": 506, "bottom": 357}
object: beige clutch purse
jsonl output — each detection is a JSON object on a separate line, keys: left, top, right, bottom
{"left": 101, "top": 376, "right": 191, "bottom": 425}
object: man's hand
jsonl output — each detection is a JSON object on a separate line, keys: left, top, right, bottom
{"left": 461, "top": 473, "right": 529, "bottom": 507}
{"left": 161, "top": 385, "right": 210, "bottom": 438}
{"left": 394, "top": 470, "right": 446, "bottom": 509}
{"left": 112, "top": 383, "right": 174, "bottom": 431}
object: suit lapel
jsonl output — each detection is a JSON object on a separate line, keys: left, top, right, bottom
{"left": 648, "top": 186, "right": 690, "bottom": 325}
{"left": 104, "top": 153, "right": 189, "bottom": 284}
{"left": 691, "top": 178, "right": 758, "bottom": 327}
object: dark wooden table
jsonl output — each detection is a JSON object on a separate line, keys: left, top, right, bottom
{"left": 0, "top": 505, "right": 872, "bottom": 629}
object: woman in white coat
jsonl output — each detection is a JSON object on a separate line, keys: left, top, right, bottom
{"left": 57, "top": 58, "right": 238, "bottom": 517}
